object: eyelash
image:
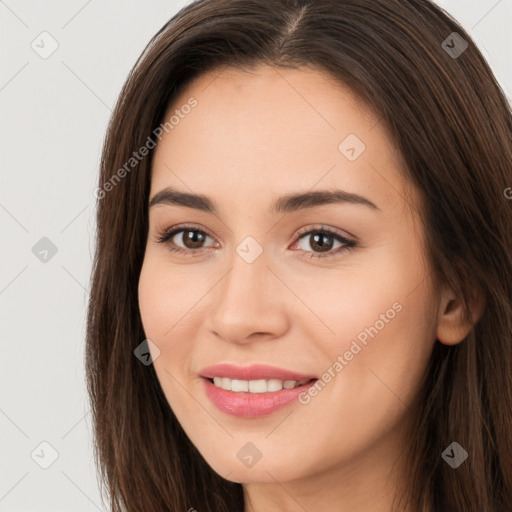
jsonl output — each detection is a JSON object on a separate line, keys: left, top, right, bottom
{"left": 154, "top": 224, "right": 357, "bottom": 260}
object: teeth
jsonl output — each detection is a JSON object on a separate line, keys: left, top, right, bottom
{"left": 212, "top": 377, "right": 309, "bottom": 393}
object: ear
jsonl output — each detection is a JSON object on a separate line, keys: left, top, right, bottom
{"left": 436, "top": 278, "right": 486, "bottom": 346}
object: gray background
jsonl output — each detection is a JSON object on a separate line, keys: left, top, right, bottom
{"left": 1, "top": 1, "right": 511, "bottom": 510}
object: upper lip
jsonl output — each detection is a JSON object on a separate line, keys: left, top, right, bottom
{"left": 199, "top": 363, "right": 317, "bottom": 382}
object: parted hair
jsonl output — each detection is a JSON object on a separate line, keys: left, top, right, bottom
{"left": 85, "top": 1, "right": 512, "bottom": 510}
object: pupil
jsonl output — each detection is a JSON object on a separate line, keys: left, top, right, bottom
{"left": 185, "top": 230, "right": 204, "bottom": 248}
{"left": 312, "top": 233, "right": 333, "bottom": 252}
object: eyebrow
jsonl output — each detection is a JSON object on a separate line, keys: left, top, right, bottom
{"left": 149, "top": 186, "right": 379, "bottom": 214}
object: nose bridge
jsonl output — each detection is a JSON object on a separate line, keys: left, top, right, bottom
{"left": 219, "top": 240, "right": 273, "bottom": 312}
{"left": 208, "top": 237, "right": 286, "bottom": 341}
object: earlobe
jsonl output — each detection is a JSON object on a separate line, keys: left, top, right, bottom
{"left": 435, "top": 283, "right": 486, "bottom": 346}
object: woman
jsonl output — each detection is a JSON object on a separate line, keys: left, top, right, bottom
{"left": 86, "top": 1, "right": 512, "bottom": 511}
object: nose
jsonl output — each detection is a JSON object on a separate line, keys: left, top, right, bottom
{"left": 206, "top": 248, "right": 289, "bottom": 345}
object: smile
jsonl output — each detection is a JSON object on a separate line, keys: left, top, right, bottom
{"left": 210, "top": 377, "right": 312, "bottom": 392}
{"left": 201, "top": 376, "right": 318, "bottom": 417}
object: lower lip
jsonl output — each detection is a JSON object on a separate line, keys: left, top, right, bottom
{"left": 201, "top": 377, "right": 317, "bottom": 417}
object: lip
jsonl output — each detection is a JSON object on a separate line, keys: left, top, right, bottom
{"left": 199, "top": 363, "right": 318, "bottom": 418}
{"left": 201, "top": 377, "right": 318, "bottom": 418}
{"left": 199, "top": 363, "right": 317, "bottom": 382}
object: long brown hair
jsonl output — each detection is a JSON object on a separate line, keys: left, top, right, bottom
{"left": 85, "top": 1, "right": 512, "bottom": 510}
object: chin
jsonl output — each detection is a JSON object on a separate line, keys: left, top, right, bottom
{"left": 200, "top": 448, "right": 310, "bottom": 484}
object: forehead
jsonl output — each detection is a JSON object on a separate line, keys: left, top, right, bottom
{"left": 150, "top": 64, "right": 415, "bottom": 216}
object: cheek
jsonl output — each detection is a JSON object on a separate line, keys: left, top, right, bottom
{"left": 278, "top": 254, "right": 437, "bottom": 467}
{"left": 138, "top": 254, "right": 196, "bottom": 340}
{"left": 286, "top": 244, "right": 433, "bottom": 354}
{"left": 287, "top": 238, "right": 437, "bottom": 409}
{"left": 138, "top": 261, "right": 167, "bottom": 341}
{"left": 138, "top": 253, "right": 216, "bottom": 394}
{"left": 138, "top": 257, "right": 189, "bottom": 375}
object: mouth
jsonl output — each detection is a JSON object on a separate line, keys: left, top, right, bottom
{"left": 199, "top": 363, "right": 319, "bottom": 416}
{"left": 204, "top": 376, "right": 318, "bottom": 393}
{"left": 201, "top": 375, "right": 319, "bottom": 417}
{"left": 199, "top": 362, "right": 317, "bottom": 383}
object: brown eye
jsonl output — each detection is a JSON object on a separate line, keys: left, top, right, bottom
{"left": 177, "top": 229, "right": 207, "bottom": 249}
{"left": 302, "top": 232, "right": 336, "bottom": 253}
{"left": 156, "top": 225, "right": 216, "bottom": 255}
{"left": 293, "top": 226, "right": 357, "bottom": 259}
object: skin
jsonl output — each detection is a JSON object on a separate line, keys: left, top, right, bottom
{"left": 138, "top": 64, "right": 481, "bottom": 512}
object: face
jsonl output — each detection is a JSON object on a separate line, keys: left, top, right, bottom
{"left": 138, "top": 64, "right": 440, "bottom": 485}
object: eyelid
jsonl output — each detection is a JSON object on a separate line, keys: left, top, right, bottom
{"left": 154, "top": 223, "right": 354, "bottom": 243}
{"left": 294, "top": 224, "right": 355, "bottom": 243}
{"left": 153, "top": 223, "right": 215, "bottom": 246}
{"left": 154, "top": 223, "right": 357, "bottom": 258}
